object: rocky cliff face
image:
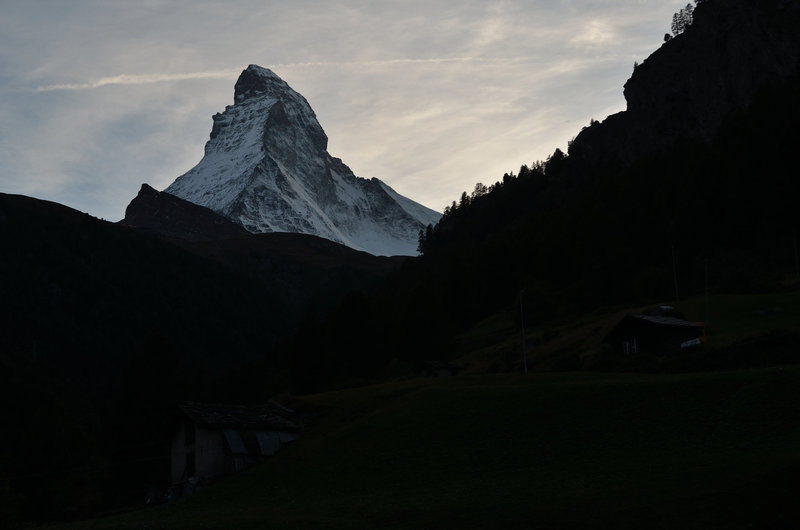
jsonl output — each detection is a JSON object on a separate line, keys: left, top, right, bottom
{"left": 120, "top": 183, "right": 250, "bottom": 242}
{"left": 568, "top": 0, "right": 800, "bottom": 173}
{"left": 165, "top": 65, "right": 441, "bottom": 256}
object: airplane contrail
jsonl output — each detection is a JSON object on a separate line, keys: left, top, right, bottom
{"left": 35, "top": 70, "right": 241, "bottom": 91}
{"left": 35, "top": 57, "right": 531, "bottom": 91}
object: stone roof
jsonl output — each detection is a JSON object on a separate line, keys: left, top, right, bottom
{"left": 178, "top": 401, "right": 298, "bottom": 432}
{"left": 628, "top": 314, "right": 703, "bottom": 328}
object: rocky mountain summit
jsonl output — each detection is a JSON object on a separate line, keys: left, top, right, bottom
{"left": 164, "top": 65, "right": 441, "bottom": 256}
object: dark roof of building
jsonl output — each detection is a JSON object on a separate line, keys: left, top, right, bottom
{"left": 420, "top": 360, "right": 464, "bottom": 369}
{"left": 178, "top": 401, "right": 299, "bottom": 432}
{"left": 627, "top": 314, "right": 703, "bottom": 328}
{"left": 604, "top": 313, "right": 704, "bottom": 344}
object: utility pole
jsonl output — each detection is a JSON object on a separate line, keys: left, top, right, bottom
{"left": 520, "top": 289, "right": 528, "bottom": 374}
{"left": 672, "top": 246, "right": 680, "bottom": 306}
{"left": 704, "top": 258, "right": 710, "bottom": 336}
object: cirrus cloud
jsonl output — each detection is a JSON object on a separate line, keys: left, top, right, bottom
{"left": 1, "top": 0, "right": 682, "bottom": 220}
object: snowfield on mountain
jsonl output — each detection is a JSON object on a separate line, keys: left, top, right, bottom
{"left": 166, "top": 65, "right": 441, "bottom": 256}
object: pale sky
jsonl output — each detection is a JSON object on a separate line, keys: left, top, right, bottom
{"left": 0, "top": 1, "right": 681, "bottom": 220}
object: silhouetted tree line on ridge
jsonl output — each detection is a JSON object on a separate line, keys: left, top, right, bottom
{"left": 290, "top": 69, "right": 800, "bottom": 392}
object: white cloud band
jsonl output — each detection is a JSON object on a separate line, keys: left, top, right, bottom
{"left": 35, "top": 57, "right": 531, "bottom": 91}
{"left": 35, "top": 70, "right": 242, "bottom": 91}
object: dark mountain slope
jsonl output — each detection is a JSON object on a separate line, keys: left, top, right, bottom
{"left": 177, "top": 232, "right": 405, "bottom": 317}
{"left": 569, "top": 0, "right": 800, "bottom": 175}
{"left": 1, "top": 192, "right": 286, "bottom": 379}
{"left": 292, "top": 0, "right": 800, "bottom": 387}
{"left": 425, "top": 0, "right": 800, "bottom": 301}
{"left": 120, "top": 183, "right": 250, "bottom": 242}
{"left": 1, "top": 189, "right": 406, "bottom": 520}
{"left": 0, "top": 193, "right": 291, "bottom": 519}
{"left": 121, "top": 183, "right": 406, "bottom": 320}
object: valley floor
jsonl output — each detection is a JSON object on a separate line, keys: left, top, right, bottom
{"left": 52, "top": 366, "right": 800, "bottom": 529}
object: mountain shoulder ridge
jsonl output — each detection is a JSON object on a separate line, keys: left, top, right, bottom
{"left": 163, "top": 64, "right": 440, "bottom": 256}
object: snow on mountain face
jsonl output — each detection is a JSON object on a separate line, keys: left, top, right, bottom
{"left": 165, "top": 65, "right": 441, "bottom": 256}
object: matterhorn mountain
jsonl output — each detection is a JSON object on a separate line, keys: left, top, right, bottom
{"left": 165, "top": 65, "right": 440, "bottom": 256}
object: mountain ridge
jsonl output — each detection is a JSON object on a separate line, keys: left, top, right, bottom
{"left": 164, "top": 64, "right": 440, "bottom": 256}
{"left": 120, "top": 183, "right": 250, "bottom": 242}
{"left": 568, "top": 0, "right": 800, "bottom": 175}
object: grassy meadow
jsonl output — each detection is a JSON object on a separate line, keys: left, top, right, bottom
{"left": 56, "top": 363, "right": 800, "bottom": 529}
{"left": 455, "top": 289, "right": 800, "bottom": 373}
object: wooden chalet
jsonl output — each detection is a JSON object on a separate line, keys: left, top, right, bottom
{"left": 171, "top": 401, "right": 299, "bottom": 485}
{"left": 419, "top": 360, "right": 464, "bottom": 377}
{"left": 605, "top": 313, "right": 705, "bottom": 356}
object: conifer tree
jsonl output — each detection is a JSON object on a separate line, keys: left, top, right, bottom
{"left": 671, "top": 3, "right": 695, "bottom": 36}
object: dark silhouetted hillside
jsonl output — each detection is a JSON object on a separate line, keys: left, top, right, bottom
{"left": 0, "top": 191, "right": 402, "bottom": 521}
{"left": 121, "top": 183, "right": 406, "bottom": 322}
{"left": 293, "top": 0, "right": 800, "bottom": 389}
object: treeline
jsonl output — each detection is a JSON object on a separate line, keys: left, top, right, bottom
{"left": 417, "top": 148, "right": 567, "bottom": 256}
{"left": 288, "top": 70, "right": 800, "bottom": 393}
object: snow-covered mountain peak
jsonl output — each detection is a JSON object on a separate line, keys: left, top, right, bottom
{"left": 234, "top": 64, "right": 292, "bottom": 102}
{"left": 165, "top": 65, "right": 440, "bottom": 256}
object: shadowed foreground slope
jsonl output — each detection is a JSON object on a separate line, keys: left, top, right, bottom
{"left": 0, "top": 192, "right": 403, "bottom": 522}
{"left": 60, "top": 367, "right": 800, "bottom": 529}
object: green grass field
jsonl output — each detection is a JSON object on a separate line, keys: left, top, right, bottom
{"left": 455, "top": 289, "right": 800, "bottom": 373}
{"left": 681, "top": 290, "right": 800, "bottom": 346}
{"left": 57, "top": 365, "right": 800, "bottom": 529}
